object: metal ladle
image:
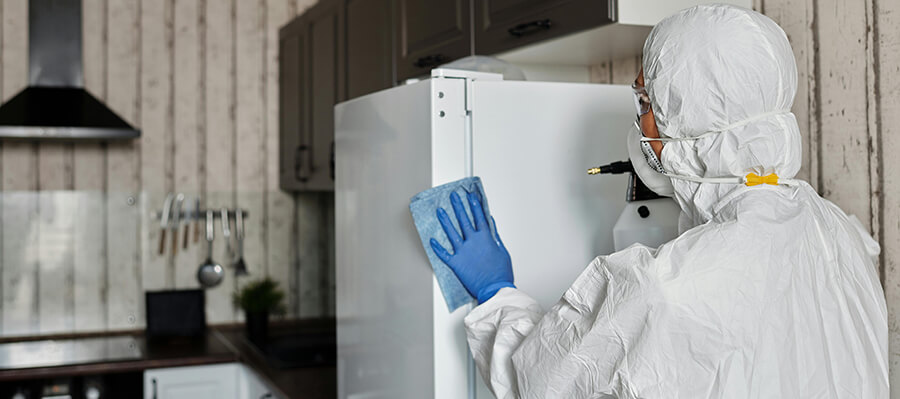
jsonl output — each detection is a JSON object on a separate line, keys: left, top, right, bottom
{"left": 197, "top": 209, "right": 224, "bottom": 288}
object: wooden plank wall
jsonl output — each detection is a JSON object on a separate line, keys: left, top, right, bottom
{"left": 0, "top": 0, "right": 332, "bottom": 337}
{"left": 588, "top": 56, "right": 640, "bottom": 85}
{"left": 591, "top": 0, "right": 900, "bottom": 393}
{"left": 1, "top": 0, "right": 38, "bottom": 336}
{"left": 878, "top": 0, "right": 900, "bottom": 394}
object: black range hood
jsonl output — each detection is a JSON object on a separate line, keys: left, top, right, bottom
{"left": 0, "top": 0, "right": 139, "bottom": 140}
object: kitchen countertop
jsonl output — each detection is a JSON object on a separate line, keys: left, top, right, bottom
{"left": 0, "top": 319, "right": 336, "bottom": 399}
{"left": 217, "top": 320, "right": 336, "bottom": 399}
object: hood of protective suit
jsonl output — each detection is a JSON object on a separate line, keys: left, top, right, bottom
{"left": 642, "top": 4, "right": 802, "bottom": 229}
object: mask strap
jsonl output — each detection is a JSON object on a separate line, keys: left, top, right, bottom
{"left": 665, "top": 174, "right": 743, "bottom": 184}
{"left": 665, "top": 172, "right": 802, "bottom": 186}
{"left": 641, "top": 109, "right": 791, "bottom": 143}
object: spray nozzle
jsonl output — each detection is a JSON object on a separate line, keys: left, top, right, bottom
{"left": 587, "top": 160, "right": 662, "bottom": 202}
{"left": 587, "top": 160, "right": 634, "bottom": 175}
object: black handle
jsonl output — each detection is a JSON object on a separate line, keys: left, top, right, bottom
{"left": 508, "top": 19, "right": 552, "bottom": 37}
{"left": 152, "top": 378, "right": 158, "bottom": 399}
{"left": 260, "top": 393, "right": 274, "bottom": 399}
{"left": 308, "top": 137, "right": 317, "bottom": 174}
{"left": 294, "top": 144, "right": 310, "bottom": 183}
{"left": 330, "top": 141, "right": 335, "bottom": 181}
{"left": 413, "top": 54, "right": 448, "bottom": 69}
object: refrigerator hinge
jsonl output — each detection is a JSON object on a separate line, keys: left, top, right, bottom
{"left": 464, "top": 78, "right": 473, "bottom": 177}
{"left": 465, "top": 77, "right": 474, "bottom": 113}
{"left": 435, "top": 75, "right": 475, "bottom": 113}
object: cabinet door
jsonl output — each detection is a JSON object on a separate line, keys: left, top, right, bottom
{"left": 144, "top": 363, "right": 239, "bottom": 399}
{"left": 345, "top": 0, "right": 394, "bottom": 99}
{"left": 306, "top": 0, "right": 344, "bottom": 191}
{"left": 473, "top": 0, "right": 613, "bottom": 55}
{"left": 238, "top": 364, "right": 285, "bottom": 399}
{"left": 279, "top": 17, "right": 309, "bottom": 191}
{"left": 395, "top": 0, "right": 471, "bottom": 81}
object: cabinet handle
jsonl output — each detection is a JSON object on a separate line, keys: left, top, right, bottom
{"left": 309, "top": 140, "right": 317, "bottom": 174}
{"left": 330, "top": 141, "right": 335, "bottom": 181}
{"left": 413, "top": 54, "right": 448, "bottom": 69}
{"left": 294, "top": 144, "right": 310, "bottom": 183}
{"left": 152, "top": 378, "right": 158, "bottom": 399}
{"left": 508, "top": 19, "right": 553, "bottom": 37}
{"left": 260, "top": 394, "right": 273, "bottom": 399}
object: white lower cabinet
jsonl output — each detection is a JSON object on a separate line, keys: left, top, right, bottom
{"left": 144, "top": 363, "right": 239, "bottom": 399}
{"left": 238, "top": 364, "right": 284, "bottom": 399}
{"left": 145, "top": 363, "right": 283, "bottom": 399}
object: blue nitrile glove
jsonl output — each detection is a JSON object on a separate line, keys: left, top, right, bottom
{"left": 430, "top": 191, "right": 514, "bottom": 304}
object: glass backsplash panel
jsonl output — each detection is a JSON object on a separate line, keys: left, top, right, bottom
{"left": 0, "top": 189, "right": 334, "bottom": 337}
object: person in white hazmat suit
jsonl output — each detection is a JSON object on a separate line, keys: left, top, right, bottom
{"left": 429, "top": 4, "right": 888, "bottom": 398}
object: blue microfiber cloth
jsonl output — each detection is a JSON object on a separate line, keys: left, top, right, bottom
{"left": 409, "top": 177, "right": 496, "bottom": 312}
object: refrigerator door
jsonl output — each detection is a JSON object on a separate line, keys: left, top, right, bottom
{"left": 335, "top": 80, "right": 439, "bottom": 399}
{"left": 336, "top": 69, "right": 503, "bottom": 399}
{"left": 336, "top": 73, "right": 640, "bottom": 399}
{"left": 471, "top": 81, "right": 634, "bottom": 309}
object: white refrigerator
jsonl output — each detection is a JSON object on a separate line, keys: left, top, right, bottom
{"left": 335, "top": 69, "right": 637, "bottom": 398}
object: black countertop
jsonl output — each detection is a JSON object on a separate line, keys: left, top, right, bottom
{"left": 0, "top": 319, "right": 336, "bottom": 399}
{"left": 217, "top": 322, "right": 336, "bottom": 399}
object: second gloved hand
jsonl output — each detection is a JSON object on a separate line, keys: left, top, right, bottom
{"left": 430, "top": 191, "right": 514, "bottom": 304}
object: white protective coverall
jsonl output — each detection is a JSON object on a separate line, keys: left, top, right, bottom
{"left": 464, "top": 4, "right": 888, "bottom": 398}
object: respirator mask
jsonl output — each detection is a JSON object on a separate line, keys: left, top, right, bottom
{"left": 629, "top": 82, "right": 675, "bottom": 197}
{"left": 627, "top": 123, "right": 674, "bottom": 197}
{"left": 628, "top": 82, "right": 798, "bottom": 193}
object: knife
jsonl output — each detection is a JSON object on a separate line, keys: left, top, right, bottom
{"left": 158, "top": 193, "right": 175, "bottom": 255}
{"left": 182, "top": 196, "right": 192, "bottom": 250}
{"left": 171, "top": 194, "right": 185, "bottom": 256}
{"left": 221, "top": 208, "right": 234, "bottom": 263}
{"left": 193, "top": 197, "right": 201, "bottom": 244}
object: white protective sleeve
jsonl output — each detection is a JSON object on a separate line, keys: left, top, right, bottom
{"left": 463, "top": 287, "right": 542, "bottom": 399}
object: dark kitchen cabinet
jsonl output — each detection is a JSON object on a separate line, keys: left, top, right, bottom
{"left": 395, "top": 0, "right": 471, "bottom": 81}
{"left": 307, "top": 1, "right": 345, "bottom": 191}
{"left": 281, "top": 0, "right": 395, "bottom": 191}
{"left": 279, "top": 17, "right": 307, "bottom": 191}
{"left": 474, "top": 0, "right": 614, "bottom": 55}
{"left": 346, "top": 0, "right": 394, "bottom": 98}
{"left": 281, "top": 0, "right": 619, "bottom": 191}
{"left": 280, "top": 0, "right": 345, "bottom": 191}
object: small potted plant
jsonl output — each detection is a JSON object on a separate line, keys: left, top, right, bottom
{"left": 233, "top": 278, "right": 286, "bottom": 346}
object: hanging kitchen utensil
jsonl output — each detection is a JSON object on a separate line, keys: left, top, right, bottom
{"left": 158, "top": 193, "right": 174, "bottom": 255}
{"left": 233, "top": 210, "right": 249, "bottom": 276}
{"left": 182, "top": 196, "right": 192, "bottom": 250}
{"left": 171, "top": 194, "right": 184, "bottom": 256}
{"left": 221, "top": 208, "right": 234, "bottom": 263}
{"left": 193, "top": 197, "right": 201, "bottom": 244}
{"left": 197, "top": 209, "right": 224, "bottom": 288}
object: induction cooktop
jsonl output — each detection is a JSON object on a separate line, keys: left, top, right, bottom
{"left": 252, "top": 333, "right": 336, "bottom": 369}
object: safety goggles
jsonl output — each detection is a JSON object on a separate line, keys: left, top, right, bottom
{"left": 632, "top": 82, "right": 651, "bottom": 119}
